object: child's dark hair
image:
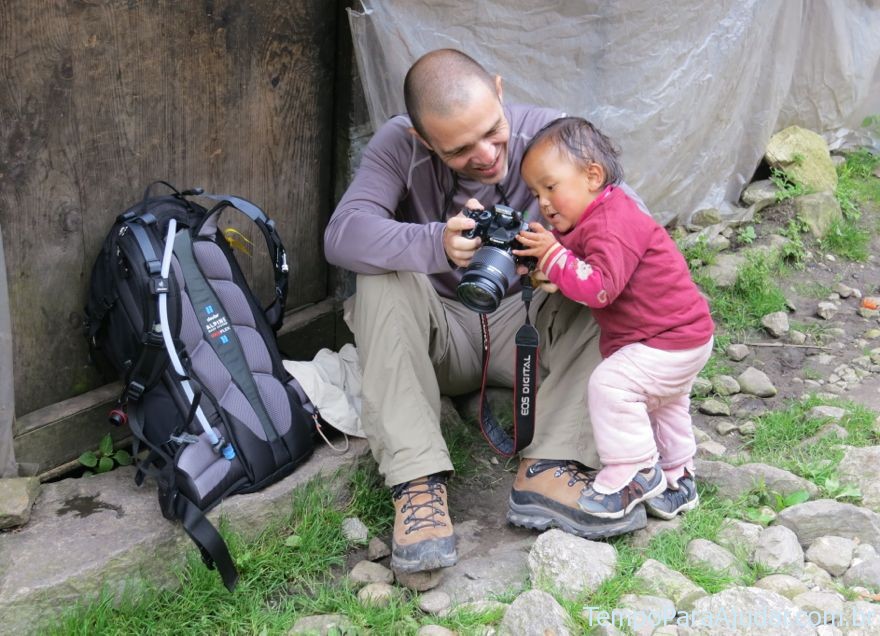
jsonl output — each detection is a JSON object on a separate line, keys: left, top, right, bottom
{"left": 525, "top": 116, "right": 623, "bottom": 186}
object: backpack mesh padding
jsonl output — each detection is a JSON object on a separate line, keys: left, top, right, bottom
{"left": 170, "top": 237, "right": 304, "bottom": 501}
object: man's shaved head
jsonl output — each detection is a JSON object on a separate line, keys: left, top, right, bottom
{"left": 404, "top": 49, "right": 498, "bottom": 142}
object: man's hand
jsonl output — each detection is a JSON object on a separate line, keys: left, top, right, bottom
{"left": 444, "top": 198, "right": 483, "bottom": 268}
{"left": 529, "top": 268, "right": 559, "bottom": 294}
{"left": 514, "top": 223, "right": 559, "bottom": 266}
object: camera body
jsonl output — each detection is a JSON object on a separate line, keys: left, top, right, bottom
{"left": 456, "top": 205, "right": 537, "bottom": 314}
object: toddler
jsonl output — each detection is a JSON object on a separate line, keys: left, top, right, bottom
{"left": 514, "top": 117, "right": 714, "bottom": 520}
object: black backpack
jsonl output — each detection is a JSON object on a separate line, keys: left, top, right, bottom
{"left": 85, "top": 182, "right": 315, "bottom": 590}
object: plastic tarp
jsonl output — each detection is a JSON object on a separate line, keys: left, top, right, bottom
{"left": 348, "top": 0, "right": 880, "bottom": 226}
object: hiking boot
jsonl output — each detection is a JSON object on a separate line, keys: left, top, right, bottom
{"left": 645, "top": 469, "right": 699, "bottom": 520}
{"left": 577, "top": 463, "right": 667, "bottom": 520}
{"left": 390, "top": 473, "right": 457, "bottom": 573}
{"left": 507, "top": 459, "right": 647, "bottom": 539}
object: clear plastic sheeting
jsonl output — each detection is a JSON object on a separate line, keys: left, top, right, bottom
{"left": 348, "top": 0, "right": 880, "bottom": 226}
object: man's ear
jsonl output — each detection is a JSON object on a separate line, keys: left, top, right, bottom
{"left": 494, "top": 75, "right": 504, "bottom": 102}
{"left": 586, "top": 162, "right": 607, "bottom": 190}
{"left": 407, "top": 127, "right": 433, "bottom": 151}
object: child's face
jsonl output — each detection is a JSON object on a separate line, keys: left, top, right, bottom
{"left": 521, "top": 140, "right": 604, "bottom": 233}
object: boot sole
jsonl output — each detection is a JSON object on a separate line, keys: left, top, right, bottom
{"left": 507, "top": 497, "right": 647, "bottom": 539}
{"left": 390, "top": 541, "right": 458, "bottom": 573}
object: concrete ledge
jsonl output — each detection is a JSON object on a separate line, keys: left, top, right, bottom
{"left": 0, "top": 438, "right": 369, "bottom": 636}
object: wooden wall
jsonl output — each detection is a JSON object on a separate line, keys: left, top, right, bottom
{"left": 0, "top": 0, "right": 338, "bottom": 417}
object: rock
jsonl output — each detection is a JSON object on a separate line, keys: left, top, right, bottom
{"left": 842, "top": 556, "right": 880, "bottom": 590}
{"left": 725, "top": 343, "right": 750, "bottom": 361}
{"left": 775, "top": 500, "right": 880, "bottom": 549}
{"left": 628, "top": 517, "right": 683, "bottom": 549}
{"left": 349, "top": 560, "right": 394, "bottom": 586}
{"left": 357, "top": 581, "right": 396, "bottom": 606}
{"left": 341, "top": 517, "right": 369, "bottom": 544}
{"left": 434, "top": 537, "right": 531, "bottom": 604}
{"left": 795, "top": 192, "right": 843, "bottom": 240}
{"left": 0, "top": 477, "right": 41, "bottom": 529}
{"left": 690, "top": 208, "right": 722, "bottom": 228}
{"left": 678, "top": 586, "right": 817, "bottom": 635}
{"left": 287, "top": 613, "right": 357, "bottom": 635}
{"left": 753, "top": 525, "right": 805, "bottom": 577}
{"left": 837, "top": 446, "right": 880, "bottom": 512}
{"left": 714, "top": 420, "right": 739, "bottom": 436}
{"left": 418, "top": 590, "right": 452, "bottom": 615}
{"left": 762, "top": 311, "right": 790, "bottom": 338}
{"left": 368, "top": 537, "right": 391, "bottom": 561}
{"left": 737, "top": 367, "right": 777, "bottom": 397}
{"left": 716, "top": 518, "right": 764, "bottom": 561}
{"left": 710, "top": 376, "right": 741, "bottom": 396}
{"left": 527, "top": 529, "right": 617, "bottom": 601}
{"left": 499, "top": 589, "right": 572, "bottom": 636}
{"left": 738, "top": 463, "right": 820, "bottom": 498}
{"left": 765, "top": 125, "right": 838, "bottom": 194}
{"left": 792, "top": 591, "right": 845, "bottom": 622}
{"left": 395, "top": 568, "right": 444, "bottom": 592}
{"left": 696, "top": 440, "right": 727, "bottom": 458}
{"left": 695, "top": 460, "right": 755, "bottom": 501}
{"left": 616, "top": 594, "right": 677, "bottom": 636}
{"left": 816, "top": 301, "right": 839, "bottom": 320}
{"left": 691, "top": 377, "right": 713, "bottom": 397}
{"left": 805, "top": 536, "right": 855, "bottom": 576}
{"left": 741, "top": 180, "right": 779, "bottom": 207}
{"left": 633, "top": 559, "right": 707, "bottom": 611}
{"left": 686, "top": 538, "right": 746, "bottom": 578}
{"left": 753, "top": 574, "right": 809, "bottom": 600}
{"left": 698, "top": 398, "right": 730, "bottom": 416}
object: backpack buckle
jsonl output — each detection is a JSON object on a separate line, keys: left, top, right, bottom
{"left": 126, "top": 381, "right": 146, "bottom": 401}
{"left": 150, "top": 276, "right": 169, "bottom": 295}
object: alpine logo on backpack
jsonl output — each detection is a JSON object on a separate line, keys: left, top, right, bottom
{"left": 84, "top": 182, "right": 315, "bottom": 591}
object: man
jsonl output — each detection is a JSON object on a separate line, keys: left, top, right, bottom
{"left": 325, "top": 48, "right": 646, "bottom": 574}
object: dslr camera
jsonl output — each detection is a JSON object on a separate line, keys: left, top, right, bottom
{"left": 456, "top": 205, "right": 537, "bottom": 314}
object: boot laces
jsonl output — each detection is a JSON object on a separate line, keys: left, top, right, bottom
{"left": 531, "top": 459, "right": 594, "bottom": 488}
{"left": 392, "top": 474, "right": 448, "bottom": 534}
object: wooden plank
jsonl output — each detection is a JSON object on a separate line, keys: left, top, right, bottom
{"left": 0, "top": 0, "right": 336, "bottom": 415}
{"left": 13, "top": 382, "right": 127, "bottom": 477}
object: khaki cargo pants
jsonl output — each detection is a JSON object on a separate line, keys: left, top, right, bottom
{"left": 345, "top": 271, "right": 602, "bottom": 486}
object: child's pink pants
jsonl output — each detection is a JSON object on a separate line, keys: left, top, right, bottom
{"left": 588, "top": 338, "right": 713, "bottom": 492}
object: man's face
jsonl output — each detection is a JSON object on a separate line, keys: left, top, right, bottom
{"left": 418, "top": 79, "right": 510, "bottom": 184}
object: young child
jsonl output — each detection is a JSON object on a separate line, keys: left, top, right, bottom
{"left": 514, "top": 117, "right": 714, "bottom": 520}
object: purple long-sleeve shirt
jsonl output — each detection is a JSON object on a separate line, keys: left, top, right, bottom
{"left": 324, "top": 104, "right": 560, "bottom": 299}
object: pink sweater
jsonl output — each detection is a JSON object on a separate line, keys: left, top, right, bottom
{"left": 540, "top": 186, "right": 714, "bottom": 358}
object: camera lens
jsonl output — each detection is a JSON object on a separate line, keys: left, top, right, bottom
{"left": 456, "top": 246, "right": 518, "bottom": 313}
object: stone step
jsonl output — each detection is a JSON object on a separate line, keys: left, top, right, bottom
{"left": 0, "top": 440, "right": 368, "bottom": 636}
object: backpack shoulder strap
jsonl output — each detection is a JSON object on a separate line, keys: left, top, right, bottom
{"left": 196, "top": 195, "right": 289, "bottom": 331}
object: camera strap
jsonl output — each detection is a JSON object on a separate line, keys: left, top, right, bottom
{"left": 476, "top": 277, "right": 539, "bottom": 457}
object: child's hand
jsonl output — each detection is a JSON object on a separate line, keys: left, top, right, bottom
{"left": 514, "top": 223, "right": 559, "bottom": 265}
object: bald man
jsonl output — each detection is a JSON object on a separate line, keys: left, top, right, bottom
{"left": 325, "top": 49, "right": 647, "bottom": 574}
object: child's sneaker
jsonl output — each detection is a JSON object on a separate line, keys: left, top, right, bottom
{"left": 577, "top": 463, "right": 666, "bottom": 520}
{"left": 645, "top": 470, "right": 699, "bottom": 519}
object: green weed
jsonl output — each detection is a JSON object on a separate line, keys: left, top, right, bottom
{"left": 819, "top": 217, "right": 870, "bottom": 262}
{"left": 836, "top": 149, "right": 880, "bottom": 219}
{"left": 770, "top": 167, "right": 808, "bottom": 202}
{"left": 78, "top": 434, "right": 132, "bottom": 475}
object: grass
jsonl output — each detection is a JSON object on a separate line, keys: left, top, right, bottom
{"left": 741, "top": 394, "right": 880, "bottom": 489}
{"left": 696, "top": 251, "right": 788, "bottom": 340}
{"left": 47, "top": 465, "right": 502, "bottom": 635}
